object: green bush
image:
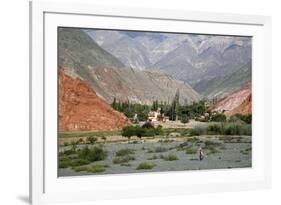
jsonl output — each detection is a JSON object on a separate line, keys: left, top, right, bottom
{"left": 113, "top": 155, "right": 135, "bottom": 164}
{"left": 87, "top": 136, "right": 97, "bottom": 144}
{"left": 189, "top": 129, "right": 200, "bottom": 136}
{"left": 136, "top": 162, "right": 156, "bottom": 170}
{"left": 73, "top": 164, "right": 108, "bottom": 173}
{"left": 142, "top": 121, "right": 154, "bottom": 129}
{"left": 207, "top": 123, "right": 252, "bottom": 136}
{"left": 115, "top": 148, "right": 135, "bottom": 156}
{"left": 121, "top": 126, "right": 136, "bottom": 141}
{"left": 180, "top": 115, "right": 189, "bottom": 124}
{"left": 185, "top": 147, "right": 197, "bottom": 154}
{"left": 59, "top": 157, "right": 72, "bottom": 168}
{"left": 210, "top": 112, "right": 226, "bottom": 122}
{"left": 229, "top": 114, "right": 252, "bottom": 124}
{"left": 70, "top": 158, "right": 91, "bottom": 167}
{"left": 63, "top": 149, "right": 76, "bottom": 155}
{"left": 160, "top": 153, "right": 178, "bottom": 161}
{"left": 207, "top": 124, "right": 223, "bottom": 134}
{"left": 78, "top": 146, "right": 107, "bottom": 162}
{"left": 134, "top": 126, "right": 145, "bottom": 139}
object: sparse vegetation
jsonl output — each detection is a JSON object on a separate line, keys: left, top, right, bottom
{"left": 113, "top": 155, "right": 135, "bottom": 164}
{"left": 116, "top": 148, "right": 135, "bottom": 156}
{"left": 147, "top": 154, "right": 159, "bottom": 160}
{"left": 160, "top": 153, "right": 178, "bottom": 161}
{"left": 136, "top": 162, "right": 156, "bottom": 170}
{"left": 185, "top": 147, "right": 197, "bottom": 154}
{"left": 147, "top": 146, "right": 168, "bottom": 153}
{"left": 73, "top": 164, "right": 108, "bottom": 173}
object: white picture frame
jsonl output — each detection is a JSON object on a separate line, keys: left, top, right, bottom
{"left": 30, "top": 1, "right": 272, "bottom": 204}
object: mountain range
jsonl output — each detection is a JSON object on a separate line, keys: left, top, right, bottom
{"left": 86, "top": 29, "right": 252, "bottom": 98}
{"left": 58, "top": 28, "right": 200, "bottom": 105}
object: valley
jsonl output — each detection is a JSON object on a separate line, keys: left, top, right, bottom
{"left": 58, "top": 27, "right": 252, "bottom": 176}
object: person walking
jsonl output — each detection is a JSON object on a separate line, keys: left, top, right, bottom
{"left": 198, "top": 147, "right": 204, "bottom": 161}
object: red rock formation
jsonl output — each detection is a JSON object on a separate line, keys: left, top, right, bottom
{"left": 59, "top": 68, "right": 130, "bottom": 131}
{"left": 209, "top": 83, "right": 252, "bottom": 117}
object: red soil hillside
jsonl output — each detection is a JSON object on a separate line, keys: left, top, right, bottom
{"left": 59, "top": 68, "right": 130, "bottom": 131}
{"left": 209, "top": 83, "right": 252, "bottom": 117}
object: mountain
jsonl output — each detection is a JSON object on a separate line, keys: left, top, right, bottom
{"left": 58, "top": 28, "right": 200, "bottom": 105}
{"left": 87, "top": 29, "right": 251, "bottom": 98}
{"left": 152, "top": 35, "right": 251, "bottom": 86}
{"left": 59, "top": 69, "right": 129, "bottom": 131}
{"left": 209, "top": 83, "right": 251, "bottom": 117}
{"left": 193, "top": 61, "right": 252, "bottom": 99}
{"left": 85, "top": 30, "right": 151, "bottom": 70}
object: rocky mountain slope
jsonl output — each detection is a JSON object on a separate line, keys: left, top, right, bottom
{"left": 59, "top": 27, "right": 200, "bottom": 105}
{"left": 193, "top": 61, "right": 251, "bottom": 99}
{"left": 59, "top": 69, "right": 129, "bottom": 131}
{"left": 209, "top": 83, "right": 252, "bottom": 117}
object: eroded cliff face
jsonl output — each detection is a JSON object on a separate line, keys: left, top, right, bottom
{"left": 59, "top": 68, "right": 129, "bottom": 131}
{"left": 209, "top": 83, "right": 252, "bottom": 117}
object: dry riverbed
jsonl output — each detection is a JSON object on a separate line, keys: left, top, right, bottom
{"left": 58, "top": 135, "right": 251, "bottom": 177}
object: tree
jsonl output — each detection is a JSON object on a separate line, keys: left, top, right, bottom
{"left": 87, "top": 136, "right": 97, "bottom": 144}
{"left": 181, "top": 114, "right": 189, "bottom": 124}
{"left": 135, "top": 126, "right": 145, "bottom": 139}
{"left": 142, "top": 121, "right": 154, "bottom": 129}
{"left": 168, "top": 89, "right": 180, "bottom": 121}
{"left": 121, "top": 126, "right": 135, "bottom": 142}
{"left": 112, "top": 97, "right": 117, "bottom": 110}
{"left": 101, "top": 136, "right": 107, "bottom": 143}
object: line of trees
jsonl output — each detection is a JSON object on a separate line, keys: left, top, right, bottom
{"left": 111, "top": 89, "right": 210, "bottom": 122}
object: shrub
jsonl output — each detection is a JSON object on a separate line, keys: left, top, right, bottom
{"left": 59, "top": 157, "right": 72, "bottom": 168}
{"left": 88, "top": 164, "right": 108, "bottom": 173}
{"left": 155, "top": 125, "right": 164, "bottom": 135}
{"left": 63, "top": 149, "right": 76, "bottom": 155}
{"left": 63, "top": 142, "right": 69, "bottom": 147}
{"left": 143, "top": 128, "right": 156, "bottom": 137}
{"left": 204, "top": 140, "right": 222, "bottom": 147}
{"left": 181, "top": 115, "right": 190, "bottom": 124}
{"left": 185, "top": 147, "right": 197, "bottom": 154}
{"left": 87, "top": 136, "right": 97, "bottom": 144}
{"left": 207, "top": 146, "right": 220, "bottom": 154}
{"left": 78, "top": 146, "right": 107, "bottom": 162}
{"left": 115, "top": 148, "right": 135, "bottom": 157}
{"left": 70, "top": 158, "right": 91, "bottom": 167}
{"left": 189, "top": 129, "right": 200, "bottom": 136}
{"left": 147, "top": 146, "right": 168, "bottom": 153}
{"left": 113, "top": 155, "right": 135, "bottom": 164}
{"left": 73, "top": 164, "right": 108, "bottom": 173}
{"left": 160, "top": 153, "right": 178, "bottom": 161}
{"left": 229, "top": 114, "right": 252, "bottom": 124}
{"left": 134, "top": 126, "right": 145, "bottom": 139}
{"left": 121, "top": 126, "right": 135, "bottom": 141}
{"left": 207, "top": 124, "right": 223, "bottom": 134}
{"left": 78, "top": 138, "right": 84, "bottom": 144}
{"left": 210, "top": 112, "right": 226, "bottom": 122}
{"left": 136, "top": 162, "right": 156, "bottom": 170}
{"left": 147, "top": 154, "right": 159, "bottom": 160}
{"left": 142, "top": 121, "right": 154, "bottom": 129}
